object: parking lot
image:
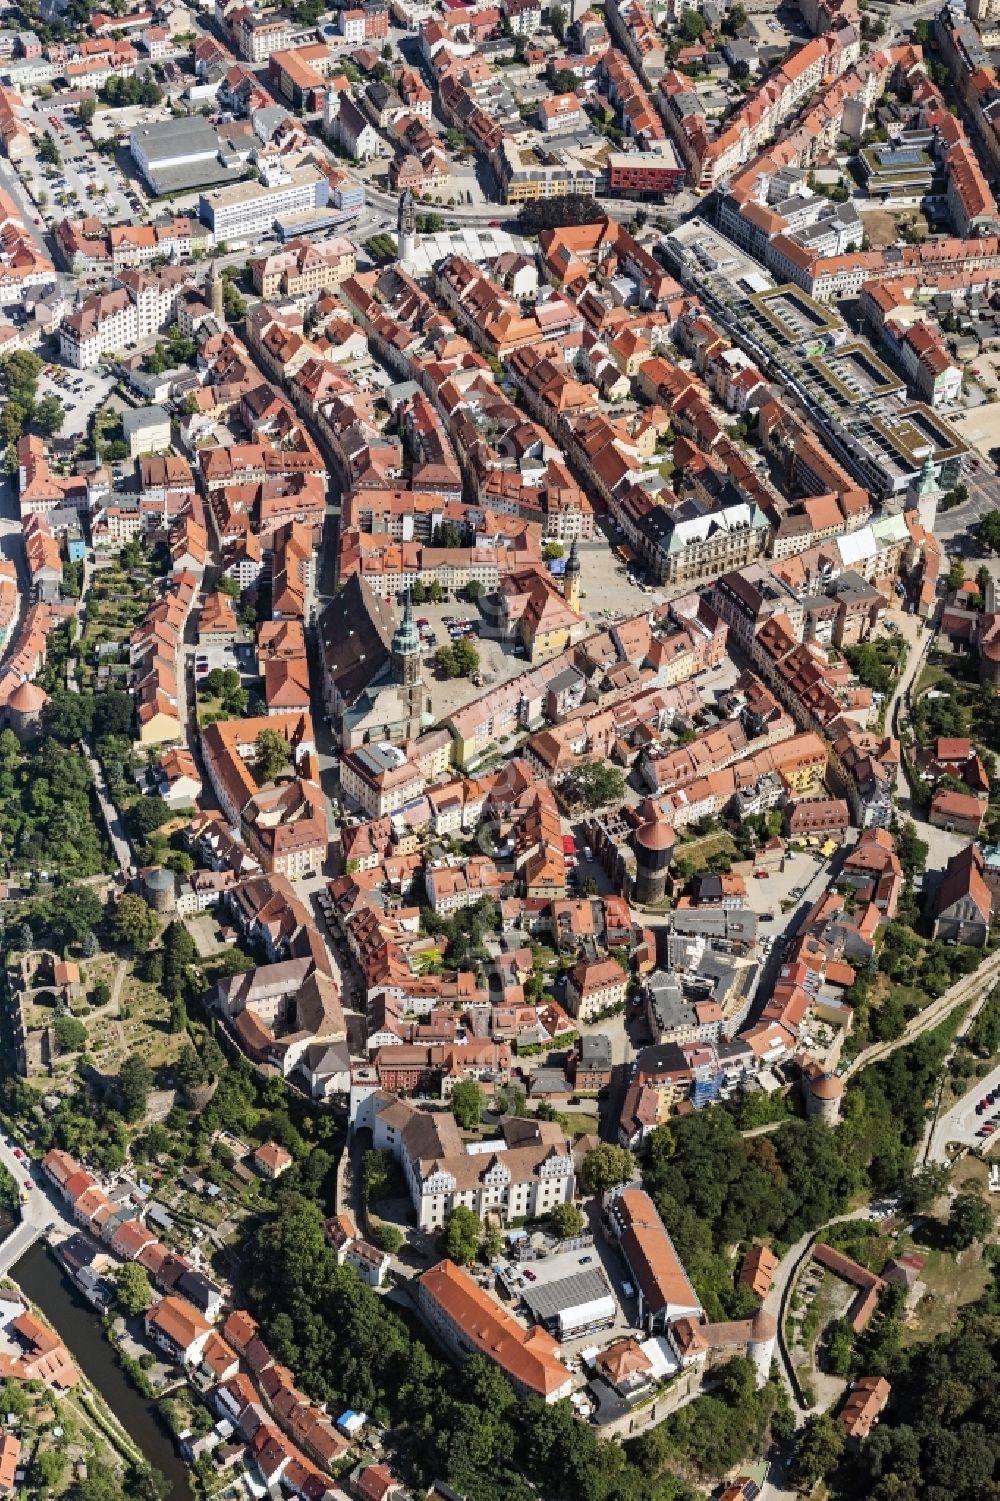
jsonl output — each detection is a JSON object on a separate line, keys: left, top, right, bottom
{"left": 497, "top": 1217, "right": 641, "bottom": 1357}
{"left": 25, "top": 105, "right": 137, "bottom": 228}
{"left": 742, "top": 845, "right": 831, "bottom": 923}
{"left": 35, "top": 364, "right": 115, "bottom": 443}
{"left": 189, "top": 641, "right": 256, "bottom": 679}
{"left": 931, "top": 1061, "right": 1000, "bottom": 1157}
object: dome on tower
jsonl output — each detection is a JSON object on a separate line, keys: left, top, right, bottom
{"left": 8, "top": 680, "right": 46, "bottom": 713}
{"left": 635, "top": 818, "right": 673, "bottom": 853}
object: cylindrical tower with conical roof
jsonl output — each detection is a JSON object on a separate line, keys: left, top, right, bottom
{"left": 8, "top": 680, "right": 47, "bottom": 745}
{"left": 747, "top": 1307, "right": 777, "bottom": 1386}
{"left": 633, "top": 817, "right": 674, "bottom": 905}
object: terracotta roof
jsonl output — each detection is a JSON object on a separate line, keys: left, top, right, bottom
{"left": 146, "top": 1295, "right": 210, "bottom": 1353}
{"left": 417, "top": 1259, "right": 571, "bottom": 1397}
{"left": 612, "top": 1188, "right": 701, "bottom": 1320}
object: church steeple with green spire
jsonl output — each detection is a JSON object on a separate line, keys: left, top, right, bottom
{"left": 392, "top": 587, "right": 421, "bottom": 687}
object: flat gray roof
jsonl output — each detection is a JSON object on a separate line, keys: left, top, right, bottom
{"left": 146, "top": 159, "right": 240, "bottom": 196}
{"left": 121, "top": 404, "right": 170, "bottom": 437}
{"left": 521, "top": 1268, "right": 611, "bottom": 1320}
{"left": 131, "top": 115, "right": 221, "bottom": 164}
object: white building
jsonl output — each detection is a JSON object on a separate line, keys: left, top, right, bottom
{"left": 198, "top": 165, "right": 327, "bottom": 242}
{"left": 339, "top": 742, "right": 425, "bottom": 818}
{"left": 122, "top": 404, "right": 172, "bottom": 459}
{"left": 372, "top": 1097, "right": 575, "bottom": 1230}
{"left": 60, "top": 266, "right": 190, "bottom": 368}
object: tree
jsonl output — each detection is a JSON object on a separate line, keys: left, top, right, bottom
{"left": 679, "top": 6, "right": 705, "bottom": 40}
{"left": 947, "top": 559, "right": 966, "bottom": 594}
{"left": 451, "top": 638, "right": 480, "bottom": 676}
{"left": 826, "top": 1316, "right": 855, "bottom": 1378}
{"left": 78, "top": 98, "right": 96, "bottom": 126}
{"left": 896, "top": 820, "right": 928, "bottom": 880}
{"left": 574, "top": 762, "right": 626, "bottom": 809}
{"left": 436, "top": 644, "right": 459, "bottom": 677}
{"left": 53, "top": 1015, "right": 87, "bottom": 1053}
{"left": 369, "top": 1222, "right": 403, "bottom": 1254}
{"left": 482, "top": 1222, "right": 504, "bottom": 1262}
{"left": 793, "top": 1412, "right": 845, "bottom": 1487}
{"left": 549, "top": 1201, "right": 584, "bottom": 1238}
{"left": 441, "top": 1204, "right": 482, "bottom": 1263}
{"left": 45, "top": 884, "right": 104, "bottom": 949}
{"left": 549, "top": 2, "right": 566, "bottom": 38}
{"left": 0, "top": 727, "right": 17, "bottom": 771}
{"left": 363, "top": 1148, "right": 394, "bottom": 1204}
{"left": 116, "top": 1261, "right": 153, "bottom": 1315}
{"left": 580, "top": 1143, "right": 636, "bottom": 1195}
{"left": 552, "top": 68, "right": 581, "bottom": 93}
{"left": 466, "top": 580, "right": 483, "bottom": 602}
{"left": 222, "top": 279, "right": 246, "bottom": 321}
{"left": 93, "top": 689, "right": 133, "bottom": 738}
{"left": 979, "top": 509, "right": 1000, "bottom": 554}
{"left": 38, "top": 133, "right": 61, "bottom": 167}
{"left": 34, "top": 395, "right": 63, "bottom": 437}
{"left": 450, "top": 1079, "right": 484, "bottom": 1129}
{"left": 175, "top": 1044, "right": 207, "bottom": 1101}
{"left": 32, "top": 1448, "right": 67, "bottom": 1493}
{"left": 111, "top": 895, "right": 159, "bottom": 953}
{"left": 948, "top": 1193, "right": 992, "bottom": 1250}
{"left": 255, "top": 729, "right": 289, "bottom": 784}
{"left": 542, "top": 542, "right": 564, "bottom": 561}
{"left": 494, "top": 1082, "right": 528, "bottom": 1117}
{"left": 125, "top": 796, "right": 172, "bottom": 840}
{"left": 900, "top": 1163, "right": 950, "bottom": 1213}
{"left": 114, "top": 1052, "right": 153, "bottom": 1122}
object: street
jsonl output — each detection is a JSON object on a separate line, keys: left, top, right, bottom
{"left": 0, "top": 1127, "right": 76, "bottom": 1277}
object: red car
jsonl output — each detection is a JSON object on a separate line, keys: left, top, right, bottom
{"left": 754, "top": 870, "right": 770, "bottom": 879}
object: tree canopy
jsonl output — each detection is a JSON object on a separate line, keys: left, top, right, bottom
{"left": 255, "top": 729, "right": 290, "bottom": 784}
{"left": 450, "top": 1080, "right": 484, "bottom": 1129}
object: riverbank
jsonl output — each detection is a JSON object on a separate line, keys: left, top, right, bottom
{"left": 13, "top": 1242, "right": 191, "bottom": 1500}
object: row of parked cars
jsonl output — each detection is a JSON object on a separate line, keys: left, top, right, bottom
{"left": 975, "top": 1087, "right": 1000, "bottom": 1137}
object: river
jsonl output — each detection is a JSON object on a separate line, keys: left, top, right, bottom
{"left": 13, "top": 1241, "right": 191, "bottom": 1501}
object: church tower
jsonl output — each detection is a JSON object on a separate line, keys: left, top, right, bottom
{"left": 392, "top": 587, "right": 422, "bottom": 688}
{"left": 563, "top": 538, "right": 581, "bottom": 614}
{"left": 397, "top": 189, "right": 417, "bottom": 268}
{"left": 209, "top": 259, "right": 225, "bottom": 324}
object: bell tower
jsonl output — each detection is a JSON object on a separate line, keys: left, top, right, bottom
{"left": 397, "top": 189, "right": 417, "bottom": 268}
{"left": 563, "top": 539, "right": 581, "bottom": 614}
